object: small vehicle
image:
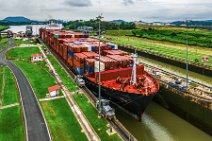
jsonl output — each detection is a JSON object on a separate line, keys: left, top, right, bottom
{"left": 175, "top": 78, "right": 182, "bottom": 85}
{"left": 75, "top": 75, "right": 85, "bottom": 87}
{"left": 96, "top": 99, "right": 115, "bottom": 120}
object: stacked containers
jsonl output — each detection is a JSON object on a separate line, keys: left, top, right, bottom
{"left": 57, "top": 39, "right": 65, "bottom": 57}
{"left": 67, "top": 54, "right": 73, "bottom": 67}
{"left": 102, "top": 50, "right": 128, "bottom": 56}
{"left": 83, "top": 52, "right": 99, "bottom": 73}
{"left": 89, "top": 42, "right": 111, "bottom": 52}
{"left": 74, "top": 53, "right": 87, "bottom": 74}
{"left": 65, "top": 38, "right": 86, "bottom": 68}
{"left": 107, "top": 55, "right": 133, "bottom": 68}
{"left": 62, "top": 43, "right": 68, "bottom": 61}
{"left": 95, "top": 66, "right": 144, "bottom": 82}
{"left": 85, "top": 59, "right": 96, "bottom": 73}
{"left": 94, "top": 61, "right": 105, "bottom": 72}
{"left": 96, "top": 56, "right": 116, "bottom": 70}
{"left": 66, "top": 43, "right": 75, "bottom": 67}
{"left": 82, "top": 52, "right": 99, "bottom": 58}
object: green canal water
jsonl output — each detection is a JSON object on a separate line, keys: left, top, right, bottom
{"left": 116, "top": 102, "right": 212, "bottom": 141}
{"left": 138, "top": 56, "right": 212, "bottom": 86}
{"left": 117, "top": 55, "right": 211, "bottom": 141}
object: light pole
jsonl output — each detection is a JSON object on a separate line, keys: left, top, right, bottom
{"left": 186, "top": 19, "right": 189, "bottom": 88}
{"left": 96, "top": 14, "right": 104, "bottom": 114}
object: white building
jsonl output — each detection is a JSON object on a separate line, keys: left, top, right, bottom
{"left": 48, "top": 85, "right": 60, "bottom": 97}
{"left": 31, "top": 54, "right": 44, "bottom": 62}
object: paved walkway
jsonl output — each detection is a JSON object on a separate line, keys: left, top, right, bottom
{"left": 19, "top": 44, "right": 37, "bottom": 48}
{"left": 39, "top": 95, "right": 65, "bottom": 102}
{"left": 38, "top": 45, "right": 100, "bottom": 141}
{"left": 0, "top": 103, "right": 19, "bottom": 110}
{"left": 0, "top": 39, "right": 51, "bottom": 141}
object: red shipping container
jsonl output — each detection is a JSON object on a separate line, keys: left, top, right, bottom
{"left": 74, "top": 59, "right": 84, "bottom": 68}
{"left": 95, "top": 56, "right": 116, "bottom": 70}
{"left": 67, "top": 55, "right": 73, "bottom": 67}
{"left": 103, "top": 50, "right": 128, "bottom": 56}
{"left": 107, "top": 55, "right": 132, "bottom": 68}
{"left": 82, "top": 52, "right": 98, "bottom": 59}
{"left": 74, "top": 53, "right": 87, "bottom": 61}
{"left": 85, "top": 58, "right": 96, "bottom": 67}
{"left": 62, "top": 44, "right": 68, "bottom": 61}
{"left": 95, "top": 66, "right": 144, "bottom": 82}
{"left": 74, "top": 53, "right": 87, "bottom": 68}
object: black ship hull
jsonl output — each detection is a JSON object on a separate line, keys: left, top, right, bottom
{"left": 84, "top": 77, "right": 155, "bottom": 120}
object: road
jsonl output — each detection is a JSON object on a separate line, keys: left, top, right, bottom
{"left": 0, "top": 39, "right": 51, "bottom": 141}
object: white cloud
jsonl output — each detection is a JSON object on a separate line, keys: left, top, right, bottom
{"left": 0, "top": 0, "right": 211, "bottom": 22}
{"left": 64, "top": 0, "right": 92, "bottom": 7}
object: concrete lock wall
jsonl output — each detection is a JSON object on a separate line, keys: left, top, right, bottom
{"left": 154, "top": 86, "right": 212, "bottom": 136}
{"left": 119, "top": 46, "right": 212, "bottom": 77}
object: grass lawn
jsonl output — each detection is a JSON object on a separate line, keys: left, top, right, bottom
{"left": 104, "top": 36, "right": 212, "bottom": 67}
{"left": 0, "top": 67, "right": 25, "bottom": 141}
{"left": 0, "top": 67, "right": 3, "bottom": 100}
{"left": 0, "top": 25, "right": 7, "bottom": 31}
{"left": 106, "top": 30, "right": 133, "bottom": 36}
{"left": 6, "top": 47, "right": 40, "bottom": 60}
{"left": 73, "top": 94, "right": 122, "bottom": 141}
{"left": 41, "top": 98, "right": 87, "bottom": 141}
{"left": 15, "top": 61, "right": 57, "bottom": 99}
{"left": 0, "top": 38, "right": 8, "bottom": 44}
{"left": 6, "top": 47, "right": 57, "bottom": 99}
{"left": 0, "top": 105, "right": 25, "bottom": 141}
{"left": 14, "top": 39, "right": 35, "bottom": 46}
{"left": 2, "top": 67, "right": 19, "bottom": 106}
{"left": 0, "top": 38, "right": 9, "bottom": 51}
{"left": 47, "top": 54, "right": 79, "bottom": 92}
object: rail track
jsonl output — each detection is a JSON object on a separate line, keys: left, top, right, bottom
{"left": 141, "top": 62, "right": 212, "bottom": 103}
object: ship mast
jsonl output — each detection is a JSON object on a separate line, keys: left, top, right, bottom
{"left": 132, "top": 50, "right": 137, "bottom": 85}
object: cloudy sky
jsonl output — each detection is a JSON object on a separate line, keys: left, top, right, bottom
{"left": 0, "top": 0, "right": 211, "bottom": 22}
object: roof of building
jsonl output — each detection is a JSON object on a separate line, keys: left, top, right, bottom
{"left": 32, "top": 54, "right": 43, "bottom": 57}
{"left": 202, "top": 56, "right": 209, "bottom": 59}
{"left": 48, "top": 85, "right": 61, "bottom": 92}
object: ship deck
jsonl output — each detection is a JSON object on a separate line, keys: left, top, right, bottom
{"left": 85, "top": 71, "right": 159, "bottom": 96}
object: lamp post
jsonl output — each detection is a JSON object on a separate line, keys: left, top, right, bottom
{"left": 96, "top": 14, "right": 104, "bottom": 114}
{"left": 186, "top": 19, "right": 189, "bottom": 88}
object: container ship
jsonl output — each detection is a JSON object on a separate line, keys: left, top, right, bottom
{"left": 39, "top": 28, "right": 160, "bottom": 119}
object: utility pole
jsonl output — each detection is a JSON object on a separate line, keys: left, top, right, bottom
{"left": 186, "top": 19, "right": 189, "bottom": 88}
{"left": 96, "top": 14, "right": 104, "bottom": 114}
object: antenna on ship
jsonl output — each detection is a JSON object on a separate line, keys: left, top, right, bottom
{"left": 130, "top": 47, "right": 137, "bottom": 85}
{"left": 96, "top": 14, "right": 104, "bottom": 115}
{"left": 132, "top": 49, "right": 138, "bottom": 85}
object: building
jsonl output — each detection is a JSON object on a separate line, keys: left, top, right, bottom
{"left": 202, "top": 56, "right": 209, "bottom": 62}
{"left": 48, "top": 85, "right": 61, "bottom": 97}
{"left": 77, "top": 26, "right": 93, "bottom": 32}
{"left": 31, "top": 54, "right": 44, "bottom": 62}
